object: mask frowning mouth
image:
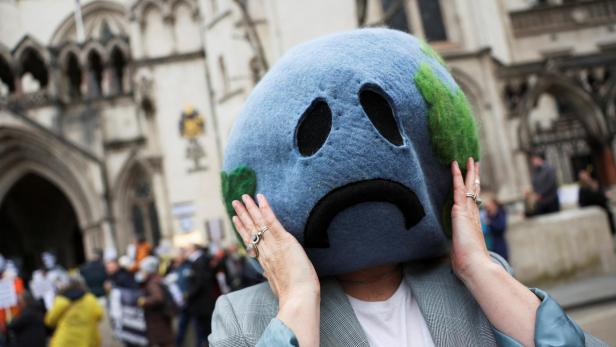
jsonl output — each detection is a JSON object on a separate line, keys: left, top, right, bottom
{"left": 303, "top": 179, "right": 425, "bottom": 248}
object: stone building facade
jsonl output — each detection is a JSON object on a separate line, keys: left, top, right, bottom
{"left": 0, "top": 0, "right": 615, "bottom": 271}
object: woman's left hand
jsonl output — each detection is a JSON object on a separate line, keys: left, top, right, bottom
{"left": 449, "top": 157, "right": 491, "bottom": 280}
{"left": 450, "top": 158, "right": 540, "bottom": 347}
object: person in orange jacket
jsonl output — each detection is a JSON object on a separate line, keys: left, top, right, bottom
{"left": 129, "top": 237, "right": 152, "bottom": 272}
{"left": 0, "top": 258, "right": 25, "bottom": 337}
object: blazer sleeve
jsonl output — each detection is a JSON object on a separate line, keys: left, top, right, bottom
{"left": 491, "top": 288, "right": 608, "bottom": 347}
{"left": 209, "top": 294, "right": 298, "bottom": 347}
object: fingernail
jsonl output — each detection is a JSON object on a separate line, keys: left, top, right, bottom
{"left": 242, "top": 194, "right": 249, "bottom": 201}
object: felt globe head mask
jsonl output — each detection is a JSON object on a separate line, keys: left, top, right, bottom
{"left": 221, "top": 29, "right": 479, "bottom": 276}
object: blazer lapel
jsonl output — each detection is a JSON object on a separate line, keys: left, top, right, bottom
{"left": 404, "top": 258, "right": 497, "bottom": 347}
{"left": 319, "top": 278, "right": 370, "bottom": 347}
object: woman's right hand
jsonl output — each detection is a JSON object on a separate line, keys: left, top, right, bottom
{"left": 232, "top": 194, "right": 321, "bottom": 346}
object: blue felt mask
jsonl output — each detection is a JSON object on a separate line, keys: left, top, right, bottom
{"left": 221, "top": 29, "right": 479, "bottom": 276}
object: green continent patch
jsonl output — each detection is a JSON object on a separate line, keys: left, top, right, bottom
{"left": 420, "top": 40, "right": 446, "bottom": 67}
{"left": 414, "top": 63, "right": 479, "bottom": 169}
{"left": 414, "top": 63, "right": 479, "bottom": 238}
{"left": 221, "top": 166, "right": 257, "bottom": 245}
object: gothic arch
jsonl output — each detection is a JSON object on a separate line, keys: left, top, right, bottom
{"left": 170, "top": 0, "right": 199, "bottom": 19}
{"left": 0, "top": 45, "right": 16, "bottom": 94}
{"left": 12, "top": 36, "right": 48, "bottom": 66}
{"left": 518, "top": 73, "right": 610, "bottom": 151}
{"left": 57, "top": 45, "right": 84, "bottom": 99}
{"left": 57, "top": 43, "right": 82, "bottom": 68}
{"left": 0, "top": 126, "right": 102, "bottom": 231}
{"left": 50, "top": 0, "right": 129, "bottom": 45}
{"left": 105, "top": 37, "right": 131, "bottom": 59}
{"left": 132, "top": 0, "right": 169, "bottom": 27}
{"left": 80, "top": 41, "right": 109, "bottom": 65}
{"left": 112, "top": 152, "right": 161, "bottom": 249}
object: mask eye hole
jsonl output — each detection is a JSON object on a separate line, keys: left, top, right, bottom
{"left": 296, "top": 98, "right": 332, "bottom": 156}
{"left": 359, "top": 86, "right": 403, "bottom": 146}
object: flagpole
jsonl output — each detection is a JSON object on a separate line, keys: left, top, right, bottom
{"left": 74, "top": 0, "right": 85, "bottom": 43}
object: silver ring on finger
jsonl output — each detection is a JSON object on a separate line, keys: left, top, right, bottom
{"left": 465, "top": 192, "right": 477, "bottom": 200}
{"left": 246, "top": 242, "right": 259, "bottom": 258}
{"left": 251, "top": 232, "right": 261, "bottom": 244}
{"left": 257, "top": 225, "right": 269, "bottom": 237}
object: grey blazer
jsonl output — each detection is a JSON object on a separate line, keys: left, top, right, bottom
{"left": 209, "top": 256, "right": 605, "bottom": 347}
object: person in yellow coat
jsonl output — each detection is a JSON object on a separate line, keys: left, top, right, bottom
{"left": 44, "top": 277, "right": 103, "bottom": 347}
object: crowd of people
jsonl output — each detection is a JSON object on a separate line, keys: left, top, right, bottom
{"left": 0, "top": 151, "right": 613, "bottom": 347}
{"left": 0, "top": 238, "right": 261, "bottom": 347}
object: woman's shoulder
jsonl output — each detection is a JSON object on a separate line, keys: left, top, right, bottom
{"left": 210, "top": 282, "right": 278, "bottom": 345}
{"left": 221, "top": 282, "right": 277, "bottom": 312}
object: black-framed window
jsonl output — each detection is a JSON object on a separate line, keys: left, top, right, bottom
{"left": 418, "top": 0, "right": 448, "bottom": 42}
{"left": 380, "top": 0, "right": 411, "bottom": 33}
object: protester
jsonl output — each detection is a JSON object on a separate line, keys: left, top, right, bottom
{"left": 80, "top": 249, "right": 107, "bottom": 298}
{"left": 526, "top": 151, "right": 560, "bottom": 216}
{"left": 185, "top": 244, "right": 215, "bottom": 347}
{"left": 7, "top": 292, "right": 46, "bottom": 347}
{"left": 34, "top": 252, "right": 69, "bottom": 310}
{"left": 484, "top": 195, "right": 509, "bottom": 261}
{"left": 136, "top": 256, "right": 174, "bottom": 347}
{"left": 45, "top": 277, "right": 103, "bottom": 347}
{"left": 578, "top": 169, "right": 615, "bottom": 234}
{"left": 129, "top": 238, "right": 152, "bottom": 273}
{"left": 105, "top": 256, "right": 137, "bottom": 291}
{"left": 106, "top": 255, "right": 145, "bottom": 347}
{"left": 209, "top": 29, "right": 605, "bottom": 346}
{"left": 166, "top": 248, "right": 192, "bottom": 347}
{"left": 0, "top": 258, "right": 25, "bottom": 344}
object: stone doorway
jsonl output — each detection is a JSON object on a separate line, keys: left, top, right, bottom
{"left": 516, "top": 76, "right": 616, "bottom": 187}
{"left": 0, "top": 173, "right": 85, "bottom": 281}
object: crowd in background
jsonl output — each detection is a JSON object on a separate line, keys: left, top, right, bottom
{"left": 0, "top": 239, "right": 261, "bottom": 347}
{"left": 1, "top": 152, "right": 615, "bottom": 347}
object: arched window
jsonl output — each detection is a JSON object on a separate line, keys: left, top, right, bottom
{"left": 87, "top": 51, "right": 104, "bottom": 97}
{"left": 65, "top": 53, "right": 82, "bottom": 99}
{"left": 142, "top": 5, "right": 173, "bottom": 57}
{"left": 0, "top": 57, "right": 15, "bottom": 96}
{"left": 20, "top": 48, "right": 48, "bottom": 93}
{"left": 173, "top": 1, "right": 200, "bottom": 52}
{"left": 126, "top": 166, "right": 161, "bottom": 245}
{"left": 110, "top": 47, "right": 126, "bottom": 94}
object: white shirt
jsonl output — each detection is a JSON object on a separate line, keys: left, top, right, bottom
{"left": 347, "top": 279, "right": 435, "bottom": 347}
